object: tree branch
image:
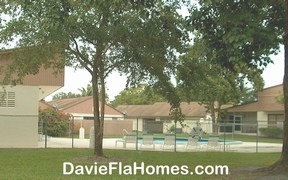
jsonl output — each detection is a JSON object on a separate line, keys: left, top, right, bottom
{"left": 69, "top": 36, "right": 93, "bottom": 74}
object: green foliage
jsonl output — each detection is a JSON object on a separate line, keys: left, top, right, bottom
{"left": 178, "top": 0, "right": 283, "bottom": 123}
{"left": 39, "top": 109, "right": 70, "bottom": 137}
{"left": 259, "top": 127, "right": 283, "bottom": 138}
{"left": 52, "top": 92, "right": 81, "bottom": 100}
{"left": 0, "top": 1, "right": 190, "bottom": 155}
{"left": 276, "top": 94, "right": 284, "bottom": 104}
{"left": 177, "top": 40, "right": 264, "bottom": 122}
{"left": 78, "top": 84, "right": 93, "bottom": 97}
{"left": 111, "top": 84, "right": 165, "bottom": 106}
{"left": 189, "top": 0, "right": 284, "bottom": 74}
{"left": 167, "top": 124, "right": 175, "bottom": 133}
{"left": 238, "top": 86, "right": 259, "bottom": 104}
{"left": 52, "top": 84, "right": 109, "bottom": 101}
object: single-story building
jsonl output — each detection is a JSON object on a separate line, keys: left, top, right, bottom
{"left": 221, "top": 84, "right": 284, "bottom": 133}
{"left": 117, "top": 102, "right": 213, "bottom": 134}
{"left": 46, "top": 96, "right": 130, "bottom": 135}
{"left": 0, "top": 50, "right": 64, "bottom": 148}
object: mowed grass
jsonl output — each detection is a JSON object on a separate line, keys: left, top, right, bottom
{"left": 0, "top": 148, "right": 280, "bottom": 180}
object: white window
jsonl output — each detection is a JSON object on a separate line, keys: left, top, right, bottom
{"left": 0, "top": 91, "right": 16, "bottom": 108}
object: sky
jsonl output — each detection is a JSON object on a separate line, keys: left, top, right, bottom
{"left": 262, "top": 46, "right": 284, "bottom": 88}
{"left": 45, "top": 45, "right": 285, "bottom": 102}
{"left": 45, "top": 67, "right": 127, "bottom": 101}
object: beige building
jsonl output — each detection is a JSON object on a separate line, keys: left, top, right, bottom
{"left": 0, "top": 51, "right": 64, "bottom": 148}
{"left": 117, "top": 102, "right": 211, "bottom": 134}
{"left": 222, "top": 84, "right": 284, "bottom": 133}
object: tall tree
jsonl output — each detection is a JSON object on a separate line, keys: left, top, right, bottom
{"left": 189, "top": 0, "right": 286, "bottom": 172}
{"left": 52, "top": 92, "right": 81, "bottom": 100}
{"left": 177, "top": 40, "right": 264, "bottom": 129}
{"left": 0, "top": 1, "right": 189, "bottom": 156}
{"left": 111, "top": 84, "right": 165, "bottom": 107}
{"left": 280, "top": 0, "right": 288, "bottom": 172}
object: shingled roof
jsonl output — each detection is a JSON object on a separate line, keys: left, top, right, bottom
{"left": 48, "top": 96, "right": 92, "bottom": 110}
{"left": 47, "top": 96, "right": 123, "bottom": 115}
{"left": 116, "top": 102, "right": 208, "bottom": 118}
{"left": 227, "top": 84, "right": 284, "bottom": 112}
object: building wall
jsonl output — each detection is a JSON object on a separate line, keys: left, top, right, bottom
{"left": 72, "top": 119, "right": 132, "bottom": 136}
{"left": 71, "top": 113, "right": 124, "bottom": 121}
{"left": 0, "top": 86, "right": 38, "bottom": 148}
{"left": 128, "top": 117, "right": 208, "bottom": 134}
{"left": 221, "top": 112, "right": 258, "bottom": 133}
{"left": 257, "top": 111, "right": 268, "bottom": 128}
{"left": 242, "top": 112, "right": 257, "bottom": 133}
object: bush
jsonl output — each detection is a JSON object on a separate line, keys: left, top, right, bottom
{"left": 39, "top": 109, "right": 70, "bottom": 137}
{"left": 259, "top": 127, "right": 283, "bottom": 138}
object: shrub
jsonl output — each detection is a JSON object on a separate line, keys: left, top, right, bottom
{"left": 39, "top": 109, "right": 70, "bottom": 137}
{"left": 168, "top": 124, "right": 175, "bottom": 133}
{"left": 259, "top": 127, "right": 283, "bottom": 138}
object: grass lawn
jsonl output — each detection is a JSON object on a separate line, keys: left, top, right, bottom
{"left": 0, "top": 148, "right": 280, "bottom": 179}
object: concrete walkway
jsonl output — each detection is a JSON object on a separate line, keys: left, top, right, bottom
{"left": 38, "top": 137, "right": 282, "bottom": 153}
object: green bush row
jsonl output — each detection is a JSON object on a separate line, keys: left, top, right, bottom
{"left": 259, "top": 127, "right": 283, "bottom": 138}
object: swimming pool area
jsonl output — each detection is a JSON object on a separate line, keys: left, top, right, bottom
{"left": 38, "top": 137, "right": 282, "bottom": 153}
{"left": 136, "top": 137, "right": 242, "bottom": 145}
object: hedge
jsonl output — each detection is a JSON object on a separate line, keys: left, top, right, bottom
{"left": 259, "top": 127, "right": 283, "bottom": 138}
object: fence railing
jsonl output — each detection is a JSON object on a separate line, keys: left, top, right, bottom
{"left": 0, "top": 114, "right": 283, "bottom": 152}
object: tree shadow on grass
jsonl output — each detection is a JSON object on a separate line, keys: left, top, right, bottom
{"left": 230, "top": 165, "right": 288, "bottom": 180}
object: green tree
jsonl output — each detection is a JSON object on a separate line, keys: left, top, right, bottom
{"left": 189, "top": 0, "right": 286, "bottom": 172}
{"left": 239, "top": 86, "right": 259, "bottom": 104}
{"left": 0, "top": 1, "right": 189, "bottom": 156}
{"left": 78, "top": 84, "right": 93, "bottom": 97}
{"left": 282, "top": 0, "right": 288, "bottom": 171}
{"left": 111, "top": 84, "right": 165, "bottom": 107}
{"left": 178, "top": 41, "right": 264, "bottom": 129}
{"left": 78, "top": 83, "right": 110, "bottom": 102}
{"left": 52, "top": 92, "right": 81, "bottom": 100}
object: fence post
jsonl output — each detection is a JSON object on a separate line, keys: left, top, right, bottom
{"left": 71, "top": 115, "right": 74, "bottom": 148}
{"left": 256, "top": 122, "right": 259, "bottom": 153}
{"left": 136, "top": 117, "right": 138, "bottom": 151}
{"left": 223, "top": 120, "right": 226, "bottom": 152}
{"left": 174, "top": 120, "right": 176, "bottom": 152}
{"left": 44, "top": 117, "right": 48, "bottom": 149}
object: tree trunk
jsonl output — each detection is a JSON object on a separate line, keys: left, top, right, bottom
{"left": 280, "top": 0, "right": 288, "bottom": 164}
{"left": 265, "top": 0, "right": 288, "bottom": 172}
{"left": 99, "top": 58, "right": 106, "bottom": 156}
{"left": 92, "top": 63, "right": 104, "bottom": 157}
